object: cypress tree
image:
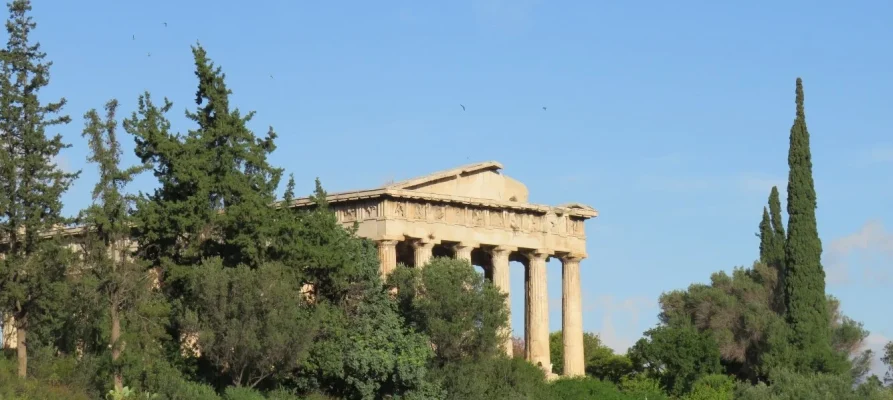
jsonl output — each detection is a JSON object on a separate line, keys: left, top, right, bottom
{"left": 767, "top": 186, "right": 787, "bottom": 313}
{"left": 783, "top": 78, "right": 831, "bottom": 371}
{"left": 758, "top": 207, "right": 772, "bottom": 264}
{"left": 0, "top": 0, "right": 78, "bottom": 377}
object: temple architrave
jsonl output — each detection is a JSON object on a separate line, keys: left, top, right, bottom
{"left": 288, "top": 161, "right": 598, "bottom": 376}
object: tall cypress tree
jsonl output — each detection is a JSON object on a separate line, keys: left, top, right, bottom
{"left": 783, "top": 78, "right": 831, "bottom": 371}
{"left": 0, "top": 0, "right": 78, "bottom": 377}
{"left": 758, "top": 207, "right": 772, "bottom": 264}
{"left": 767, "top": 186, "right": 786, "bottom": 313}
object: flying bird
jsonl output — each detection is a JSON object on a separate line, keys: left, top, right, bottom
{"left": 147, "top": 52, "right": 151, "bottom": 57}
{"left": 132, "top": 34, "right": 135, "bottom": 40}
{"left": 270, "top": 74, "right": 274, "bottom": 79}
{"left": 460, "top": 104, "right": 465, "bottom": 111}
{"left": 542, "top": 106, "right": 547, "bottom": 111}
{"left": 163, "top": 22, "right": 167, "bottom": 27}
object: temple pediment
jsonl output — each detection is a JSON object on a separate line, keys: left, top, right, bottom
{"left": 384, "top": 161, "right": 530, "bottom": 203}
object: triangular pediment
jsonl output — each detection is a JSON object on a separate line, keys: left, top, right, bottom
{"left": 384, "top": 161, "right": 529, "bottom": 203}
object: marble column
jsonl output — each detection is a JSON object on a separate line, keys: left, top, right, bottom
{"left": 412, "top": 239, "right": 436, "bottom": 268}
{"left": 525, "top": 249, "right": 551, "bottom": 374}
{"left": 453, "top": 242, "right": 474, "bottom": 262}
{"left": 377, "top": 239, "right": 398, "bottom": 278}
{"left": 561, "top": 254, "right": 585, "bottom": 377}
{"left": 489, "top": 245, "right": 515, "bottom": 357}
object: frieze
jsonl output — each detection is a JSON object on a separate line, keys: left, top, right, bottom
{"left": 447, "top": 206, "right": 465, "bottom": 224}
{"left": 471, "top": 209, "right": 484, "bottom": 226}
{"left": 393, "top": 201, "right": 406, "bottom": 218}
{"left": 364, "top": 203, "right": 378, "bottom": 219}
{"left": 432, "top": 204, "right": 446, "bottom": 221}
{"left": 342, "top": 206, "right": 357, "bottom": 222}
{"left": 412, "top": 203, "right": 425, "bottom": 220}
{"left": 490, "top": 210, "right": 504, "bottom": 228}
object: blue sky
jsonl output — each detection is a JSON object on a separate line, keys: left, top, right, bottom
{"left": 28, "top": 0, "right": 892, "bottom": 375}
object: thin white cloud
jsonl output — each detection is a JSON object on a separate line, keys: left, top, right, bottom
{"left": 825, "top": 220, "right": 893, "bottom": 285}
{"left": 868, "top": 147, "right": 893, "bottom": 163}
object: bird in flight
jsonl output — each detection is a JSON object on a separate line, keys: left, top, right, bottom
{"left": 132, "top": 34, "right": 135, "bottom": 40}
{"left": 270, "top": 74, "right": 274, "bottom": 80}
{"left": 147, "top": 52, "right": 151, "bottom": 57}
{"left": 163, "top": 22, "right": 167, "bottom": 27}
{"left": 460, "top": 104, "right": 466, "bottom": 111}
{"left": 542, "top": 106, "right": 547, "bottom": 111}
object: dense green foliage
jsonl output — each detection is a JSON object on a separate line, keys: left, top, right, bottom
{"left": 783, "top": 78, "right": 835, "bottom": 373}
{"left": 0, "top": 3, "right": 890, "bottom": 399}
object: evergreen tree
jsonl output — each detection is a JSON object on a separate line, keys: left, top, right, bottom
{"left": 767, "top": 186, "right": 786, "bottom": 270}
{"left": 77, "top": 99, "right": 153, "bottom": 391}
{"left": 0, "top": 0, "right": 78, "bottom": 377}
{"left": 758, "top": 207, "right": 772, "bottom": 264}
{"left": 783, "top": 78, "right": 833, "bottom": 372}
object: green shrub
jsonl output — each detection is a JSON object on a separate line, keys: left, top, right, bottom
{"left": 223, "top": 386, "right": 266, "bottom": 400}
{"left": 684, "top": 374, "right": 735, "bottom": 400}
{"left": 547, "top": 376, "right": 633, "bottom": 400}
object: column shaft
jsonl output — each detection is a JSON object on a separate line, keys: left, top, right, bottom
{"left": 562, "top": 255, "right": 585, "bottom": 377}
{"left": 490, "top": 246, "right": 513, "bottom": 357}
{"left": 377, "top": 240, "right": 398, "bottom": 278}
{"left": 413, "top": 240, "right": 435, "bottom": 268}
{"left": 525, "top": 250, "right": 551, "bottom": 374}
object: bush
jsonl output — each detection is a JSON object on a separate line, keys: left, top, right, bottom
{"left": 547, "top": 377, "right": 634, "bottom": 400}
{"left": 224, "top": 386, "right": 266, "bottom": 400}
{"left": 0, "top": 355, "right": 92, "bottom": 400}
{"left": 684, "top": 374, "right": 735, "bottom": 400}
{"left": 432, "top": 356, "right": 546, "bottom": 400}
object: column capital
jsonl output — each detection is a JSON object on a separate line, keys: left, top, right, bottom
{"left": 560, "top": 253, "right": 586, "bottom": 263}
{"left": 377, "top": 239, "right": 399, "bottom": 246}
{"left": 411, "top": 238, "right": 439, "bottom": 248}
{"left": 452, "top": 241, "right": 479, "bottom": 250}
{"left": 522, "top": 248, "right": 552, "bottom": 261}
{"left": 487, "top": 245, "right": 517, "bottom": 255}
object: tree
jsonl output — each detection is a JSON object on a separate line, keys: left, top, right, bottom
{"left": 629, "top": 324, "right": 723, "bottom": 396}
{"left": 0, "top": 0, "right": 78, "bottom": 377}
{"left": 77, "top": 99, "right": 152, "bottom": 391}
{"left": 184, "top": 259, "right": 320, "bottom": 388}
{"left": 125, "top": 43, "right": 283, "bottom": 278}
{"left": 549, "top": 331, "right": 634, "bottom": 382}
{"left": 388, "top": 257, "right": 510, "bottom": 365}
{"left": 767, "top": 186, "right": 787, "bottom": 313}
{"left": 783, "top": 78, "right": 833, "bottom": 373}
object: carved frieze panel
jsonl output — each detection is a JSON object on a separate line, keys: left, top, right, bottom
{"left": 411, "top": 203, "right": 425, "bottom": 220}
{"left": 471, "top": 209, "right": 484, "bottom": 226}
{"left": 363, "top": 202, "right": 379, "bottom": 219}
{"left": 432, "top": 204, "right": 446, "bottom": 222}
{"left": 447, "top": 206, "right": 465, "bottom": 225}
{"left": 341, "top": 205, "right": 357, "bottom": 222}
{"left": 529, "top": 213, "right": 542, "bottom": 232}
{"left": 490, "top": 210, "right": 504, "bottom": 228}
{"left": 393, "top": 201, "right": 406, "bottom": 218}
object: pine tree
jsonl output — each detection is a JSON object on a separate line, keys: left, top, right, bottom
{"left": 78, "top": 99, "right": 151, "bottom": 391}
{"left": 0, "top": 0, "right": 78, "bottom": 377}
{"left": 783, "top": 78, "right": 832, "bottom": 372}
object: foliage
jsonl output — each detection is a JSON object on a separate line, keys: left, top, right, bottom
{"left": 736, "top": 369, "right": 893, "bottom": 400}
{"left": 629, "top": 323, "right": 723, "bottom": 395}
{"left": 388, "top": 257, "right": 509, "bottom": 365}
{"left": 548, "top": 330, "right": 633, "bottom": 382}
{"left": 617, "top": 375, "right": 670, "bottom": 399}
{"left": 431, "top": 355, "right": 544, "bottom": 400}
{"left": 783, "top": 78, "right": 834, "bottom": 373}
{"left": 184, "top": 259, "right": 321, "bottom": 388}
{"left": 547, "top": 377, "right": 640, "bottom": 400}
{"left": 683, "top": 374, "right": 735, "bottom": 400}
{"left": 0, "top": 0, "right": 79, "bottom": 377}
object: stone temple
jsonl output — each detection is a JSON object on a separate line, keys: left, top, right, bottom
{"left": 288, "top": 161, "right": 598, "bottom": 376}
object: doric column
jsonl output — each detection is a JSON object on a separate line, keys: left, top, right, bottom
{"left": 412, "top": 239, "right": 436, "bottom": 268}
{"left": 561, "top": 254, "right": 586, "bottom": 377}
{"left": 377, "top": 239, "right": 399, "bottom": 278}
{"left": 524, "top": 249, "right": 551, "bottom": 374}
{"left": 489, "top": 245, "right": 515, "bottom": 357}
{"left": 453, "top": 242, "right": 474, "bottom": 262}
